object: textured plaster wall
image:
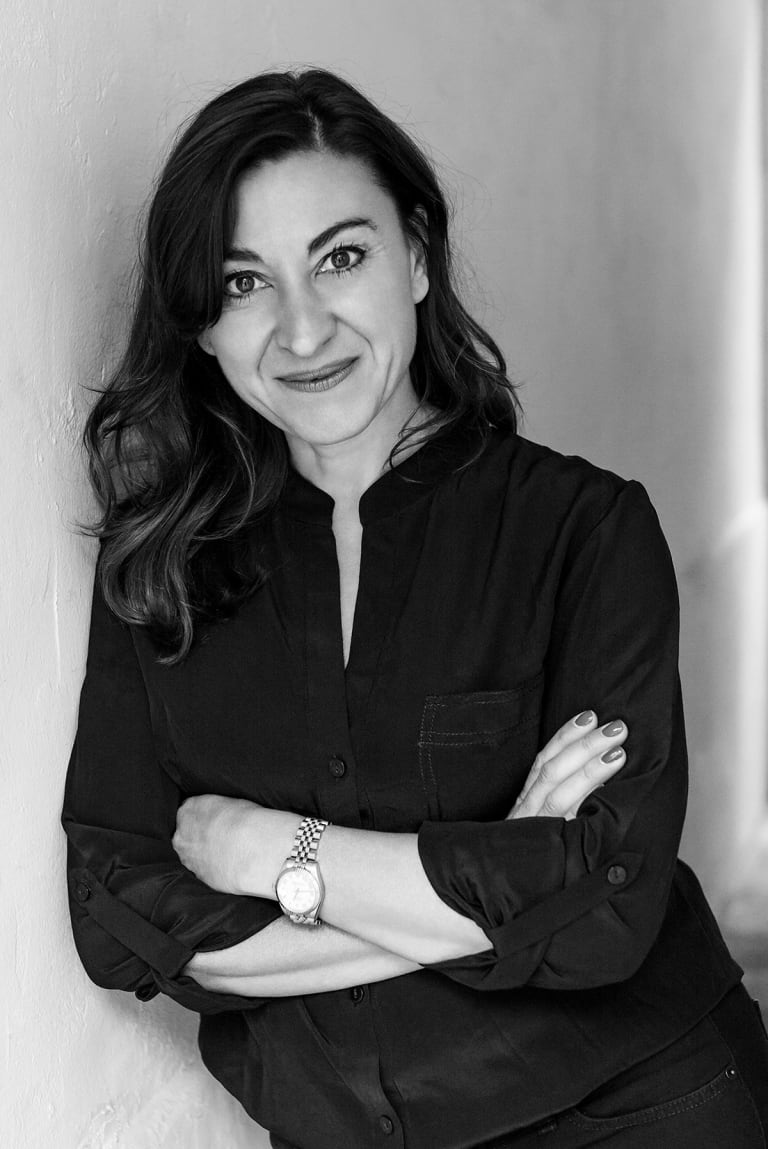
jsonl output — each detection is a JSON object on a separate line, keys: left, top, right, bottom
{"left": 1, "top": 1, "right": 763, "bottom": 1146}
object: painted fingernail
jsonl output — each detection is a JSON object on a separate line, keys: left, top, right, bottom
{"left": 601, "top": 747, "right": 624, "bottom": 763}
{"left": 602, "top": 721, "right": 624, "bottom": 737}
{"left": 575, "top": 711, "right": 595, "bottom": 726}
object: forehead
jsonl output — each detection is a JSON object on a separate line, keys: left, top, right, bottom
{"left": 231, "top": 151, "right": 398, "bottom": 248}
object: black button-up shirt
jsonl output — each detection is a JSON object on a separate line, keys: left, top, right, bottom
{"left": 62, "top": 427, "right": 740, "bottom": 1149}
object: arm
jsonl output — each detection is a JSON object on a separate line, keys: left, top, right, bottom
{"left": 178, "top": 479, "right": 680, "bottom": 990}
{"left": 185, "top": 918, "right": 420, "bottom": 996}
{"left": 176, "top": 803, "right": 492, "bottom": 964}
{"left": 282, "top": 708, "right": 628, "bottom": 964}
{"left": 176, "top": 715, "right": 628, "bottom": 969}
{"left": 63, "top": 568, "right": 283, "bottom": 1013}
{"left": 64, "top": 567, "right": 419, "bottom": 1007}
{"left": 415, "top": 478, "right": 686, "bottom": 990}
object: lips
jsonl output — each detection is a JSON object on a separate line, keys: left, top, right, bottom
{"left": 278, "top": 357, "right": 357, "bottom": 384}
{"left": 277, "top": 356, "right": 358, "bottom": 393}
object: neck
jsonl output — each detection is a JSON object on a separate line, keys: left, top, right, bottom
{"left": 286, "top": 391, "right": 434, "bottom": 510}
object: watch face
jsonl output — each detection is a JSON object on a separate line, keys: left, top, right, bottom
{"left": 277, "top": 866, "right": 320, "bottom": 914}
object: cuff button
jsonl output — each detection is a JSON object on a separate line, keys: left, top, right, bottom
{"left": 607, "top": 865, "right": 627, "bottom": 885}
{"left": 74, "top": 880, "right": 91, "bottom": 902}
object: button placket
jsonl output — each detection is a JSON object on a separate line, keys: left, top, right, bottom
{"left": 299, "top": 520, "right": 360, "bottom": 826}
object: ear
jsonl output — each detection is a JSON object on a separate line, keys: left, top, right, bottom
{"left": 408, "top": 206, "right": 429, "bottom": 305}
{"left": 409, "top": 243, "right": 429, "bottom": 305}
{"left": 197, "top": 331, "right": 216, "bottom": 356}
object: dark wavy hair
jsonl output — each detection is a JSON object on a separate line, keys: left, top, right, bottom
{"left": 85, "top": 68, "right": 521, "bottom": 662}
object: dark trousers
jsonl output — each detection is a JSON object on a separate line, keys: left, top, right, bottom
{"left": 270, "top": 981, "right": 768, "bottom": 1149}
{"left": 479, "top": 981, "right": 768, "bottom": 1148}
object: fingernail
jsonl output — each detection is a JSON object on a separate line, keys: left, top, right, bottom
{"left": 575, "top": 711, "right": 595, "bottom": 726}
{"left": 602, "top": 721, "right": 624, "bottom": 737}
{"left": 601, "top": 747, "right": 624, "bottom": 763}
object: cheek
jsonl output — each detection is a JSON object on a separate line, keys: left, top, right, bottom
{"left": 380, "top": 293, "right": 418, "bottom": 364}
{"left": 211, "top": 314, "right": 272, "bottom": 373}
{"left": 350, "top": 274, "right": 418, "bottom": 356}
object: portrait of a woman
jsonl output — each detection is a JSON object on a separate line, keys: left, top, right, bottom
{"left": 61, "top": 69, "right": 768, "bottom": 1147}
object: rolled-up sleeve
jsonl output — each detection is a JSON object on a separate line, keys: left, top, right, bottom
{"left": 62, "top": 571, "right": 282, "bottom": 1014}
{"left": 417, "top": 479, "right": 687, "bottom": 991}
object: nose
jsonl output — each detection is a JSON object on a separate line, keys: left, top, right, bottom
{"left": 274, "top": 280, "right": 336, "bottom": 358}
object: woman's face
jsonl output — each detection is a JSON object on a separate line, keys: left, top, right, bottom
{"left": 199, "top": 150, "right": 429, "bottom": 453}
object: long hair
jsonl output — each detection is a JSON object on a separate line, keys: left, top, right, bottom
{"left": 86, "top": 68, "right": 522, "bottom": 662}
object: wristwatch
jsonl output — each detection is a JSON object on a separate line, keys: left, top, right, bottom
{"left": 275, "top": 816, "right": 331, "bottom": 925}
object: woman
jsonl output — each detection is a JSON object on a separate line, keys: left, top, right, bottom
{"left": 62, "top": 69, "right": 768, "bottom": 1147}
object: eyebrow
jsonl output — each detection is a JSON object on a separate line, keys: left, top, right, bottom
{"left": 224, "top": 217, "right": 378, "bottom": 264}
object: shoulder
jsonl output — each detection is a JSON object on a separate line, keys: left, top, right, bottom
{"left": 510, "top": 433, "right": 674, "bottom": 574}
{"left": 487, "top": 428, "right": 644, "bottom": 508}
{"left": 508, "top": 432, "right": 628, "bottom": 502}
{"left": 450, "top": 432, "right": 671, "bottom": 574}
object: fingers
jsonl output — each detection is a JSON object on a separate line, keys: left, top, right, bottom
{"left": 536, "top": 709, "right": 599, "bottom": 769}
{"left": 510, "top": 714, "right": 628, "bottom": 820}
{"left": 539, "top": 719, "right": 627, "bottom": 796}
{"left": 515, "top": 707, "right": 597, "bottom": 808}
{"left": 539, "top": 743, "right": 625, "bottom": 821}
{"left": 515, "top": 709, "right": 598, "bottom": 809}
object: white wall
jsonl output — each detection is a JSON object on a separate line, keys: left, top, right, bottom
{"left": 1, "top": 1, "right": 763, "bottom": 1146}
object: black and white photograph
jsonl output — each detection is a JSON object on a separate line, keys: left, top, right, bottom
{"left": 2, "top": 2, "right": 768, "bottom": 1146}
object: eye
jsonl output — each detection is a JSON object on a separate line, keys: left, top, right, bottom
{"left": 223, "top": 271, "right": 266, "bottom": 301}
{"left": 318, "top": 245, "right": 367, "bottom": 276}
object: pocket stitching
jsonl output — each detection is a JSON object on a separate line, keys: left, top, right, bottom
{"left": 425, "top": 714, "right": 541, "bottom": 746}
{"left": 427, "top": 672, "right": 545, "bottom": 712}
{"left": 709, "top": 1001, "right": 768, "bottom": 1142}
{"left": 417, "top": 696, "right": 441, "bottom": 820}
{"left": 416, "top": 676, "right": 543, "bottom": 816}
{"left": 565, "top": 1063, "right": 736, "bottom": 1131}
{"left": 419, "top": 674, "right": 544, "bottom": 749}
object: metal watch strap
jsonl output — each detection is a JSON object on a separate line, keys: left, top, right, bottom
{"left": 289, "top": 816, "right": 331, "bottom": 864}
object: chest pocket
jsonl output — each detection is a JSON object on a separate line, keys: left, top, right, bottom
{"left": 417, "top": 671, "right": 544, "bottom": 822}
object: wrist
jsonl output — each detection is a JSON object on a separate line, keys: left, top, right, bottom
{"left": 241, "top": 808, "right": 303, "bottom": 898}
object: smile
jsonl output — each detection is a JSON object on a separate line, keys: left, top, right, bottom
{"left": 277, "top": 357, "right": 358, "bottom": 393}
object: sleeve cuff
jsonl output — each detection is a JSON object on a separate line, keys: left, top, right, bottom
{"left": 69, "top": 866, "right": 283, "bottom": 1012}
{"left": 418, "top": 819, "right": 643, "bottom": 989}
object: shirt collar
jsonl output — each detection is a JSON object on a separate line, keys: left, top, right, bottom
{"left": 279, "top": 421, "right": 493, "bottom": 526}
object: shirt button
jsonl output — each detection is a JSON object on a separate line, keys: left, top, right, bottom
{"left": 607, "top": 864, "right": 627, "bottom": 885}
{"left": 328, "top": 757, "right": 347, "bottom": 778}
{"left": 379, "top": 1115, "right": 394, "bottom": 1135}
{"left": 350, "top": 986, "right": 366, "bottom": 1003}
{"left": 74, "top": 881, "right": 91, "bottom": 902}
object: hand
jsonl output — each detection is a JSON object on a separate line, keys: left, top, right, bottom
{"left": 173, "top": 794, "right": 263, "bottom": 894}
{"left": 507, "top": 711, "right": 627, "bottom": 821}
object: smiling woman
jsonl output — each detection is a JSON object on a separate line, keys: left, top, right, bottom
{"left": 61, "top": 68, "right": 768, "bottom": 1149}
{"left": 198, "top": 152, "right": 429, "bottom": 457}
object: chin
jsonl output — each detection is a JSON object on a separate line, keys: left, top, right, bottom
{"left": 294, "top": 416, "right": 379, "bottom": 448}
{"left": 283, "top": 399, "right": 389, "bottom": 447}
